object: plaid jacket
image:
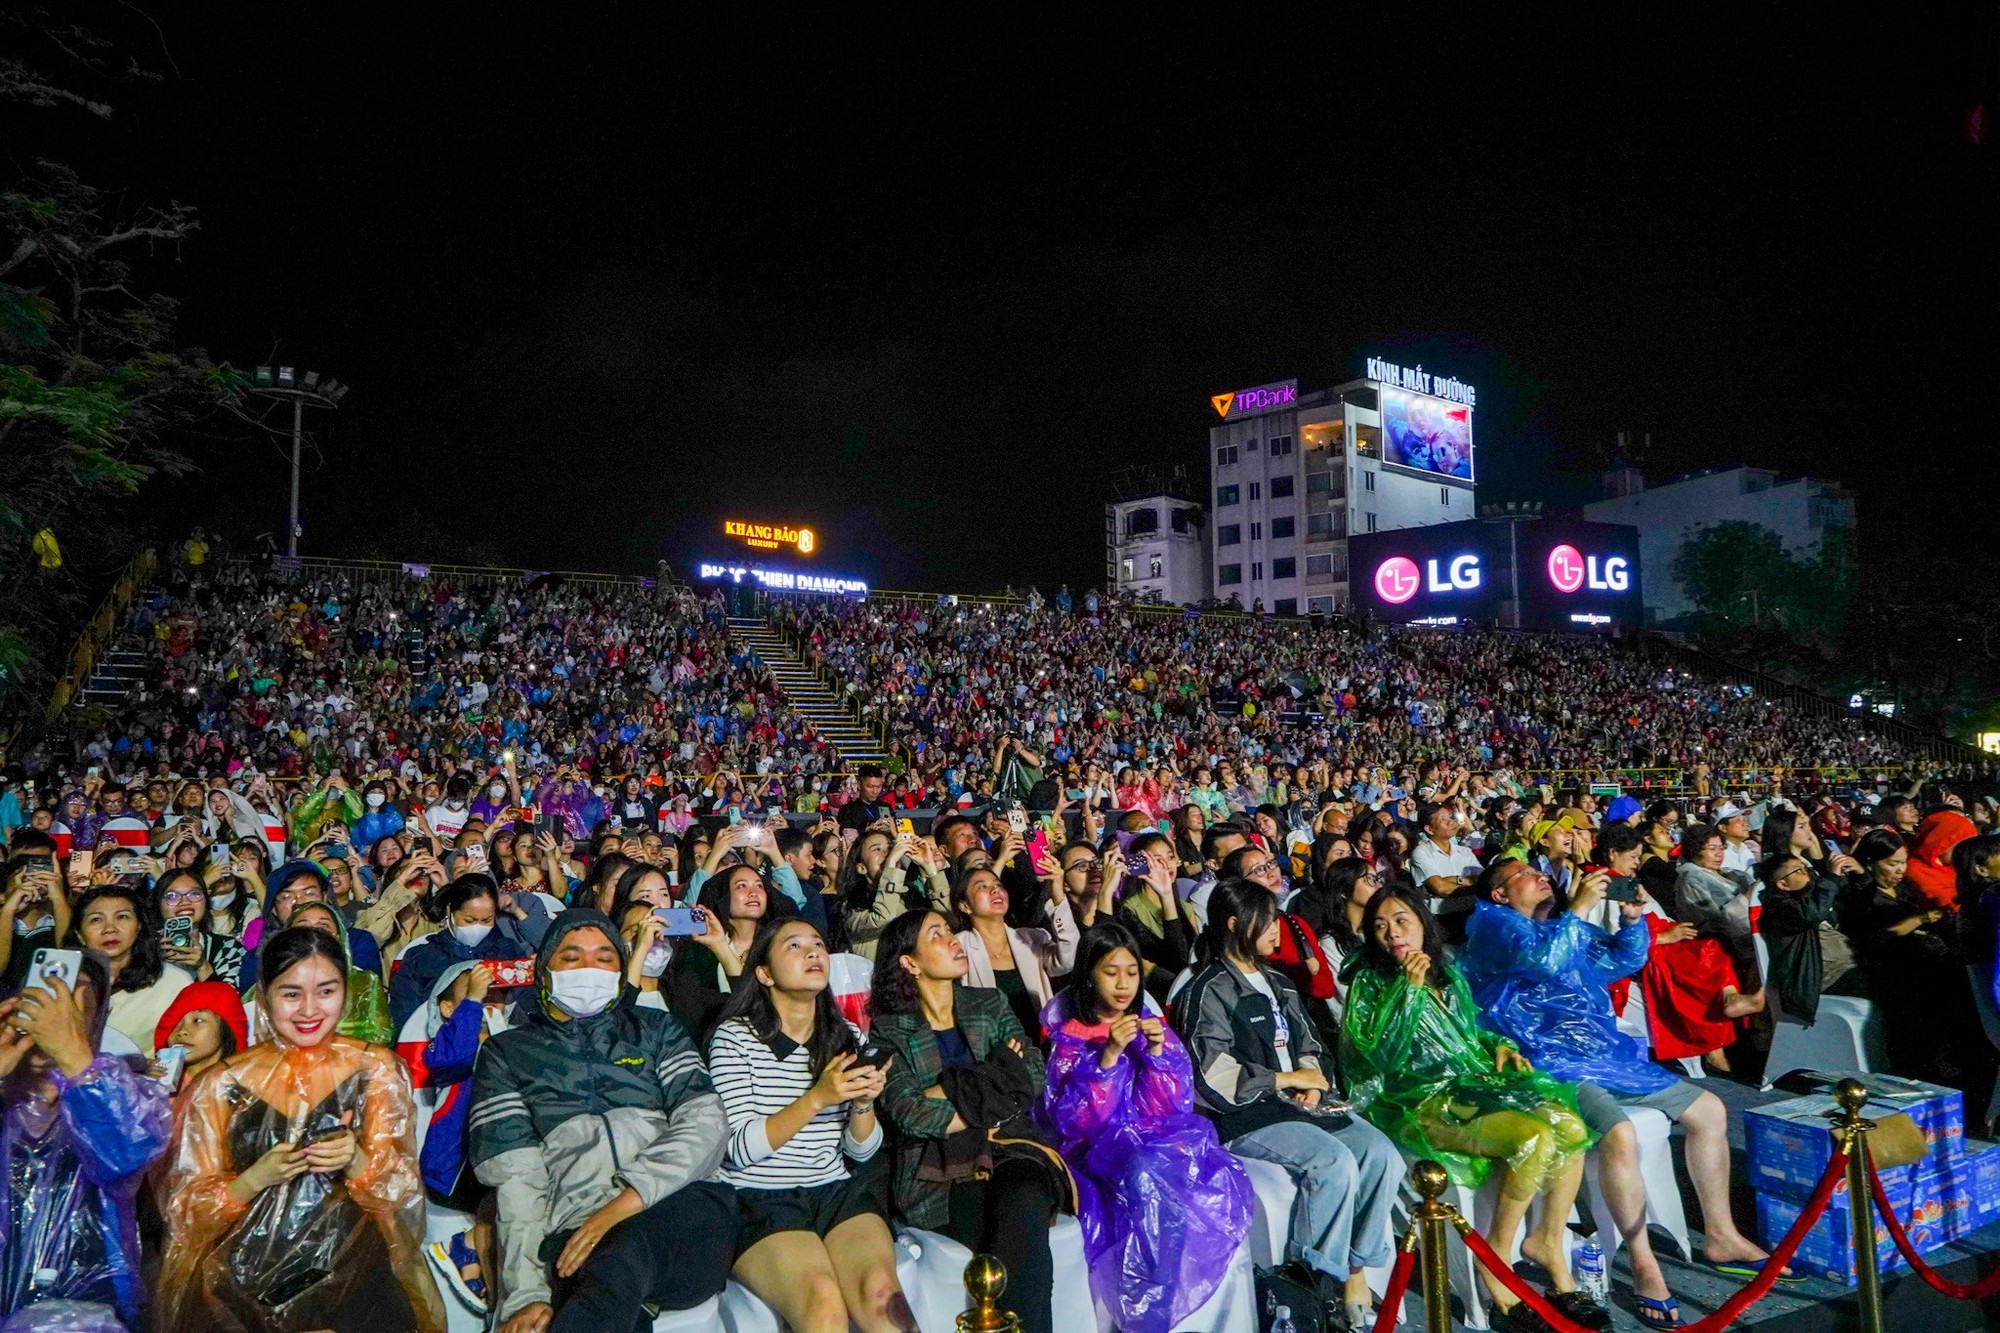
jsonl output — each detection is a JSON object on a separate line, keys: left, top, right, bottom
{"left": 872, "top": 985, "right": 1050, "bottom": 1229}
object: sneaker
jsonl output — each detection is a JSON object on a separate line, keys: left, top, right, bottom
{"left": 426, "top": 1230, "right": 487, "bottom": 1314}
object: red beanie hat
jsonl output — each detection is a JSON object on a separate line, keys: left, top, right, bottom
{"left": 155, "top": 980, "right": 251, "bottom": 1055}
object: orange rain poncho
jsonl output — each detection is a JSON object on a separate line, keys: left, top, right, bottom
{"left": 155, "top": 1033, "right": 446, "bottom": 1332}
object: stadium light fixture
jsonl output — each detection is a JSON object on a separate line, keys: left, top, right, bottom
{"left": 239, "top": 359, "right": 350, "bottom": 563}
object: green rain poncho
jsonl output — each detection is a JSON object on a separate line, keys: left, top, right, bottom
{"left": 1341, "top": 959, "right": 1593, "bottom": 1190}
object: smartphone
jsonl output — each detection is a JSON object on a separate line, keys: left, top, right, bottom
{"left": 483, "top": 957, "right": 537, "bottom": 988}
{"left": 1007, "top": 807, "right": 1027, "bottom": 835}
{"left": 654, "top": 906, "right": 701, "bottom": 937}
{"left": 535, "top": 812, "right": 562, "bottom": 840}
{"left": 153, "top": 1044, "right": 187, "bottom": 1090}
{"left": 163, "top": 916, "right": 196, "bottom": 952}
{"left": 1603, "top": 876, "right": 1642, "bottom": 904}
{"left": 1025, "top": 828, "right": 1053, "bottom": 874}
{"left": 897, "top": 817, "right": 916, "bottom": 836}
{"left": 726, "top": 808, "right": 742, "bottom": 826}
{"left": 67, "top": 848, "right": 93, "bottom": 882}
{"left": 412, "top": 836, "right": 435, "bottom": 855}
{"left": 208, "top": 842, "right": 231, "bottom": 869}
{"left": 26, "top": 948, "right": 81, "bottom": 996}
{"left": 851, "top": 1041, "right": 893, "bottom": 1071}
{"left": 463, "top": 843, "right": 488, "bottom": 870}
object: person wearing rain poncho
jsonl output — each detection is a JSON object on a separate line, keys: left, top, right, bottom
{"left": 1459, "top": 854, "right": 1786, "bottom": 1328}
{"left": 1035, "top": 922, "right": 1251, "bottom": 1333}
{"left": 465, "top": 909, "right": 737, "bottom": 1333}
{"left": 0, "top": 951, "right": 173, "bottom": 1330}
{"left": 156, "top": 925, "right": 447, "bottom": 1333}
{"left": 1341, "top": 883, "right": 1605, "bottom": 1332}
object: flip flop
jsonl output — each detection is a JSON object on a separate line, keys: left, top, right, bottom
{"left": 1708, "top": 1260, "right": 1804, "bottom": 1284}
{"left": 1636, "top": 1294, "right": 1683, "bottom": 1329}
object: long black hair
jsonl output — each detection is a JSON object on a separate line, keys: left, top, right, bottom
{"left": 866, "top": 907, "right": 939, "bottom": 1019}
{"left": 1311, "top": 856, "right": 1375, "bottom": 953}
{"left": 1761, "top": 806, "right": 1802, "bottom": 863}
{"left": 65, "top": 884, "right": 166, "bottom": 993}
{"left": 258, "top": 924, "right": 351, "bottom": 993}
{"left": 1193, "top": 877, "right": 1278, "bottom": 967}
{"left": 714, "top": 918, "right": 857, "bottom": 1078}
{"left": 1062, "top": 921, "right": 1148, "bottom": 1024}
{"left": 1355, "top": 883, "right": 1449, "bottom": 991}
{"left": 838, "top": 828, "right": 894, "bottom": 915}
{"left": 697, "top": 861, "right": 797, "bottom": 934}
{"left": 607, "top": 863, "right": 673, "bottom": 924}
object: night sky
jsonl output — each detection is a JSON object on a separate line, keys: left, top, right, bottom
{"left": 20, "top": 5, "right": 1998, "bottom": 592}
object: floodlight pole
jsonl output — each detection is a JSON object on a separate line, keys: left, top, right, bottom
{"left": 243, "top": 364, "right": 346, "bottom": 562}
{"left": 289, "top": 395, "right": 303, "bottom": 560}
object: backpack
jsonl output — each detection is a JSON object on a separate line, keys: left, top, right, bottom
{"left": 1254, "top": 1265, "right": 1326, "bottom": 1333}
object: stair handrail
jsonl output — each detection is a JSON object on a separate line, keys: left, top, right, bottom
{"left": 768, "top": 608, "right": 910, "bottom": 773}
{"left": 45, "top": 546, "right": 159, "bottom": 723}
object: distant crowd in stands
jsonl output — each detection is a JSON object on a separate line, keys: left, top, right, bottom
{"left": 1, "top": 563, "right": 1998, "bottom": 1332}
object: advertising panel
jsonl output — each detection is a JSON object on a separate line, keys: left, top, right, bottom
{"left": 1348, "top": 521, "right": 1496, "bottom": 626}
{"left": 1380, "top": 385, "right": 1476, "bottom": 483}
{"left": 1517, "top": 521, "right": 1642, "bottom": 631}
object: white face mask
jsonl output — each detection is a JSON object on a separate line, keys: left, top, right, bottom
{"left": 549, "top": 965, "right": 619, "bottom": 1018}
{"left": 452, "top": 922, "right": 494, "bottom": 949}
{"left": 481, "top": 1003, "right": 512, "bottom": 1038}
{"left": 640, "top": 937, "right": 673, "bottom": 977}
{"left": 366, "top": 792, "right": 386, "bottom": 809}
{"left": 211, "top": 887, "right": 239, "bottom": 910}
{"left": 488, "top": 784, "right": 506, "bottom": 800}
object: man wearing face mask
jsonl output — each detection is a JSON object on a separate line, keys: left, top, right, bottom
{"left": 469, "top": 909, "right": 735, "bottom": 1333}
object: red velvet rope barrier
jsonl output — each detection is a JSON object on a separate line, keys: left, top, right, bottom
{"left": 1370, "top": 1246, "right": 1416, "bottom": 1333}
{"left": 1455, "top": 1148, "right": 1849, "bottom": 1333}
{"left": 1866, "top": 1155, "right": 2000, "bottom": 1301}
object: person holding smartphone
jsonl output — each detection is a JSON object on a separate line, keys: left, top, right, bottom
{"left": 157, "top": 926, "right": 447, "bottom": 1332}
{"left": 0, "top": 950, "right": 174, "bottom": 1329}
{"left": 155, "top": 869, "right": 246, "bottom": 988}
{"left": 0, "top": 846, "right": 71, "bottom": 995}
{"left": 706, "top": 919, "right": 910, "bottom": 1332}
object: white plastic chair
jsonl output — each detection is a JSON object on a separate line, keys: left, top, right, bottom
{"left": 1581, "top": 1105, "right": 1693, "bottom": 1263}
{"left": 1755, "top": 933, "right": 1887, "bottom": 1088}
{"left": 887, "top": 1215, "right": 1095, "bottom": 1331}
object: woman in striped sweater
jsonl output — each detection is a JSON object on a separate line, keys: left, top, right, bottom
{"left": 707, "top": 919, "right": 917, "bottom": 1333}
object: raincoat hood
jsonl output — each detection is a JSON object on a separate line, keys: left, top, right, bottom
{"left": 532, "top": 907, "right": 632, "bottom": 1023}
{"left": 1907, "top": 811, "right": 1977, "bottom": 908}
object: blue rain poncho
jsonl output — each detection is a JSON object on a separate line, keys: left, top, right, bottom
{"left": 1458, "top": 899, "right": 1676, "bottom": 1097}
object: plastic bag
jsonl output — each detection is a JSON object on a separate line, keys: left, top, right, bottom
{"left": 155, "top": 1034, "right": 445, "bottom": 1333}
{"left": 0, "top": 1300, "right": 126, "bottom": 1332}
{"left": 336, "top": 970, "right": 394, "bottom": 1046}
{"left": 1341, "top": 959, "right": 1593, "bottom": 1190}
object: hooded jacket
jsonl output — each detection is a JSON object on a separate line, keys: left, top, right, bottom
{"left": 467, "top": 909, "right": 727, "bottom": 1322}
{"left": 1905, "top": 811, "right": 1976, "bottom": 909}
{"left": 238, "top": 859, "right": 383, "bottom": 983}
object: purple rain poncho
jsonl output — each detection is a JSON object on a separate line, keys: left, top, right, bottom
{"left": 1, "top": 1055, "right": 174, "bottom": 1330}
{"left": 1033, "top": 993, "right": 1251, "bottom": 1333}
{"left": 1457, "top": 899, "right": 1677, "bottom": 1098}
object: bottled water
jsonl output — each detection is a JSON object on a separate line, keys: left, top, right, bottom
{"left": 1575, "top": 1240, "right": 1609, "bottom": 1303}
{"left": 1270, "top": 1305, "right": 1297, "bottom": 1333}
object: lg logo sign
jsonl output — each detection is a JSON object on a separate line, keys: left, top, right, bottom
{"left": 1547, "top": 543, "right": 1629, "bottom": 594}
{"left": 1374, "top": 554, "right": 1481, "bottom": 605}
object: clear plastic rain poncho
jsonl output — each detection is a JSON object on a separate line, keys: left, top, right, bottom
{"left": 1033, "top": 992, "right": 1252, "bottom": 1333}
{"left": 1456, "top": 899, "right": 1679, "bottom": 1098}
{"left": 1341, "top": 957, "right": 1593, "bottom": 1192}
{"left": 155, "top": 1034, "right": 446, "bottom": 1333}
{"left": 1, "top": 1055, "right": 173, "bottom": 1330}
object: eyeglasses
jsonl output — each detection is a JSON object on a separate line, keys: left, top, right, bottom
{"left": 160, "top": 890, "right": 205, "bottom": 905}
{"left": 1242, "top": 860, "right": 1279, "bottom": 877}
{"left": 1065, "top": 858, "right": 1101, "bottom": 873}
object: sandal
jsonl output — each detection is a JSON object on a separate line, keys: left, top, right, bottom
{"left": 1636, "top": 1294, "right": 1683, "bottom": 1329}
{"left": 425, "top": 1230, "right": 487, "bottom": 1313}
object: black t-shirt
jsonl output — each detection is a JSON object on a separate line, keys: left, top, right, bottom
{"left": 838, "top": 799, "right": 890, "bottom": 832}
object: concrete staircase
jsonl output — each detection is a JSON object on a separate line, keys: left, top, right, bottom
{"left": 727, "top": 617, "right": 890, "bottom": 768}
{"left": 78, "top": 645, "right": 153, "bottom": 709}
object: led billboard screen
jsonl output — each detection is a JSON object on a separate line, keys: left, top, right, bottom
{"left": 1517, "top": 521, "right": 1643, "bottom": 631}
{"left": 1380, "top": 385, "right": 1475, "bottom": 483}
{"left": 1349, "top": 521, "right": 1496, "bottom": 626}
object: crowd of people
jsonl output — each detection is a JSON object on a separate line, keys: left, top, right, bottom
{"left": 0, "top": 563, "right": 1998, "bottom": 1332}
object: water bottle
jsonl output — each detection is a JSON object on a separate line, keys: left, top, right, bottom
{"left": 1270, "top": 1305, "right": 1297, "bottom": 1333}
{"left": 1575, "top": 1240, "right": 1609, "bottom": 1303}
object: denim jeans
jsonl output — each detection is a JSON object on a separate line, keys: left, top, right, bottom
{"left": 1231, "top": 1115, "right": 1401, "bottom": 1278}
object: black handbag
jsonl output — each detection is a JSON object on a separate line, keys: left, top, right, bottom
{"left": 1254, "top": 1264, "right": 1326, "bottom": 1332}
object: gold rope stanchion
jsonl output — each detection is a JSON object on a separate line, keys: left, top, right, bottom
{"left": 1411, "top": 1158, "right": 1456, "bottom": 1333}
{"left": 957, "top": 1252, "right": 1022, "bottom": 1332}
{"left": 1830, "top": 1078, "right": 1885, "bottom": 1333}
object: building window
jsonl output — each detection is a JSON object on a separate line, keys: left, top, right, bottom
{"left": 1250, "top": 522, "right": 1262, "bottom": 541}
{"left": 1272, "top": 557, "right": 1297, "bottom": 579}
{"left": 1216, "top": 444, "right": 1238, "bottom": 467}
{"left": 1275, "top": 598, "right": 1297, "bottom": 615}
{"left": 1269, "top": 435, "right": 1294, "bottom": 457}
{"left": 1329, "top": 550, "right": 1348, "bottom": 579}
{"left": 1218, "top": 524, "right": 1241, "bottom": 546}
{"left": 1148, "top": 554, "right": 1162, "bottom": 579}
{"left": 1306, "top": 470, "right": 1333, "bottom": 494}
{"left": 1307, "top": 595, "right": 1334, "bottom": 615}
{"left": 1366, "top": 513, "right": 1378, "bottom": 533}
{"left": 1270, "top": 475, "right": 1295, "bottom": 498}
{"left": 1306, "top": 553, "right": 1332, "bottom": 577}
{"left": 1307, "top": 510, "right": 1346, "bottom": 538}
{"left": 1125, "top": 507, "right": 1159, "bottom": 536}
{"left": 1271, "top": 515, "right": 1295, "bottom": 539}
{"left": 1218, "top": 563, "right": 1242, "bottom": 586}
{"left": 1251, "top": 562, "right": 1263, "bottom": 581}
{"left": 1363, "top": 471, "right": 1376, "bottom": 492}
{"left": 1249, "top": 482, "right": 1262, "bottom": 500}
{"left": 1216, "top": 484, "right": 1240, "bottom": 507}
{"left": 1440, "top": 486, "right": 1451, "bottom": 507}
{"left": 1170, "top": 507, "right": 1192, "bottom": 533}
{"left": 1120, "top": 558, "right": 1134, "bottom": 582}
